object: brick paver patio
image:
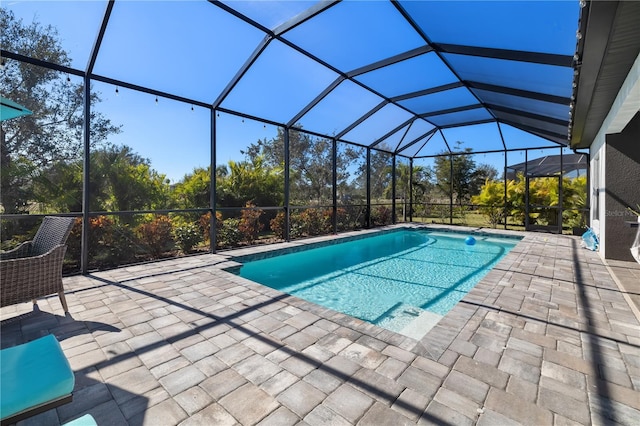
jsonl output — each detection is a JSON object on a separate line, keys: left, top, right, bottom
{"left": 1, "top": 225, "right": 639, "bottom": 425}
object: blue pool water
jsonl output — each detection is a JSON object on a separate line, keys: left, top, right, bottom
{"left": 236, "top": 229, "right": 520, "bottom": 337}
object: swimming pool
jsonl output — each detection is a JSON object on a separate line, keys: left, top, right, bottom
{"left": 233, "top": 228, "right": 520, "bottom": 339}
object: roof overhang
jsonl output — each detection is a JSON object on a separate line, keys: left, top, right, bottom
{"left": 570, "top": 0, "right": 640, "bottom": 149}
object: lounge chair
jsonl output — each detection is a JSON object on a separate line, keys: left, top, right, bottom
{"left": 63, "top": 414, "right": 97, "bottom": 425}
{"left": 1, "top": 216, "right": 76, "bottom": 313}
{"left": 0, "top": 334, "right": 75, "bottom": 425}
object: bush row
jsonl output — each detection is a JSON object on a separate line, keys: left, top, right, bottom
{"left": 2, "top": 203, "right": 391, "bottom": 273}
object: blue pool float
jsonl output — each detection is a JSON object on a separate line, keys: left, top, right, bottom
{"left": 465, "top": 236, "right": 476, "bottom": 246}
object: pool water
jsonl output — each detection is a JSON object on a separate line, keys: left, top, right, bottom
{"left": 235, "top": 229, "right": 519, "bottom": 338}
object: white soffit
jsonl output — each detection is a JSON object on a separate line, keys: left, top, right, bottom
{"left": 607, "top": 52, "right": 640, "bottom": 134}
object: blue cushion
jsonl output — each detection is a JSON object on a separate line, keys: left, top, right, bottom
{"left": 63, "top": 414, "right": 97, "bottom": 426}
{"left": 0, "top": 334, "right": 75, "bottom": 420}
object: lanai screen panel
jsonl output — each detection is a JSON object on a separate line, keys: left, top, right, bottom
{"left": 91, "top": 82, "right": 211, "bottom": 191}
{"left": 220, "top": 1, "right": 323, "bottom": 31}
{"left": 221, "top": 40, "right": 338, "bottom": 123}
{"left": 94, "top": 1, "right": 264, "bottom": 103}
{"left": 493, "top": 110, "right": 569, "bottom": 145}
{"left": 428, "top": 108, "right": 493, "bottom": 128}
{"left": 399, "top": 1, "right": 579, "bottom": 54}
{"left": 399, "top": 87, "right": 479, "bottom": 116}
{"left": 282, "top": 1, "right": 425, "bottom": 72}
{"left": 215, "top": 112, "right": 285, "bottom": 208}
{"left": 413, "top": 132, "right": 450, "bottom": 158}
{"left": 398, "top": 133, "right": 434, "bottom": 158}
{"left": 341, "top": 104, "right": 414, "bottom": 148}
{"left": 375, "top": 122, "right": 412, "bottom": 153}
{"left": 441, "top": 123, "right": 505, "bottom": 153}
{"left": 354, "top": 52, "right": 459, "bottom": 99}
{"left": 296, "top": 80, "right": 384, "bottom": 136}
{"left": 471, "top": 89, "right": 570, "bottom": 121}
{"left": 395, "top": 120, "right": 436, "bottom": 153}
{"left": 444, "top": 54, "right": 574, "bottom": 99}
{"left": 289, "top": 132, "right": 333, "bottom": 206}
{"left": 500, "top": 124, "right": 562, "bottom": 151}
{"left": 3, "top": 1, "right": 107, "bottom": 69}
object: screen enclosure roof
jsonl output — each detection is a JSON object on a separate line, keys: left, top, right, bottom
{"left": 1, "top": 0, "right": 586, "bottom": 158}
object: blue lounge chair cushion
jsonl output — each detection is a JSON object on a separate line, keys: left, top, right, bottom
{"left": 63, "top": 414, "right": 97, "bottom": 426}
{"left": 0, "top": 334, "right": 75, "bottom": 420}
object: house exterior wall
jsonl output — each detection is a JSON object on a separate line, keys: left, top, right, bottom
{"left": 604, "top": 112, "right": 640, "bottom": 261}
{"left": 588, "top": 52, "right": 640, "bottom": 261}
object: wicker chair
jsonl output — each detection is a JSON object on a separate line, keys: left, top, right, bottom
{"left": 1, "top": 216, "right": 76, "bottom": 313}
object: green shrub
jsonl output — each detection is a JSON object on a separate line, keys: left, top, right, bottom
{"left": 173, "top": 222, "right": 202, "bottom": 253}
{"left": 289, "top": 211, "right": 304, "bottom": 239}
{"left": 471, "top": 179, "right": 505, "bottom": 228}
{"left": 0, "top": 218, "right": 40, "bottom": 251}
{"left": 217, "top": 218, "right": 243, "bottom": 248}
{"left": 105, "top": 220, "right": 136, "bottom": 263}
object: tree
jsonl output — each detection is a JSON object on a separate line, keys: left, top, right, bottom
{"left": 216, "top": 155, "right": 283, "bottom": 208}
{"left": 390, "top": 162, "right": 430, "bottom": 220}
{"left": 173, "top": 167, "right": 210, "bottom": 209}
{"left": 91, "top": 144, "right": 170, "bottom": 213}
{"left": 336, "top": 144, "right": 364, "bottom": 205}
{"left": 366, "top": 148, "right": 393, "bottom": 201}
{"left": 0, "top": 9, "right": 119, "bottom": 213}
{"left": 434, "top": 141, "right": 498, "bottom": 208}
{"left": 472, "top": 163, "right": 499, "bottom": 195}
{"left": 31, "top": 144, "right": 171, "bottom": 215}
{"left": 291, "top": 135, "right": 333, "bottom": 205}
{"left": 31, "top": 159, "right": 83, "bottom": 212}
{"left": 434, "top": 142, "right": 477, "bottom": 206}
{"left": 243, "top": 126, "right": 360, "bottom": 206}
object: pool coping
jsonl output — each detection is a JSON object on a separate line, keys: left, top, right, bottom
{"left": 225, "top": 224, "right": 523, "bottom": 264}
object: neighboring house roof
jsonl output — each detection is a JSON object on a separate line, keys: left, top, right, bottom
{"left": 506, "top": 153, "right": 587, "bottom": 178}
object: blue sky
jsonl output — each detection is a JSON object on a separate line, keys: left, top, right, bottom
{"left": 5, "top": 0, "right": 579, "bottom": 182}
